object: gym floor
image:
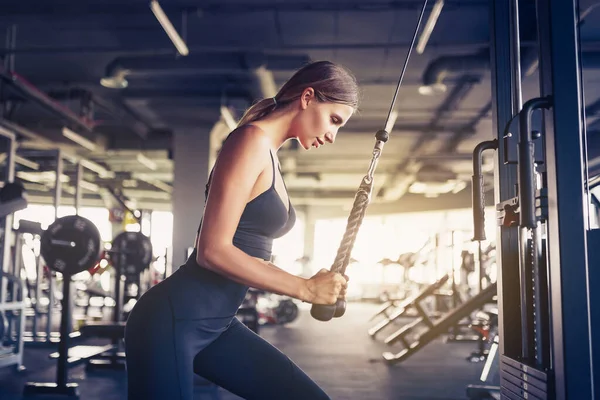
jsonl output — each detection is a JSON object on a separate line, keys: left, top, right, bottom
{"left": 0, "top": 303, "right": 484, "bottom": 400}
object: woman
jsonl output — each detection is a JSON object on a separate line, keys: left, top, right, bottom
{"left": 125, "top": 60, "right": 359, "bottom": 400}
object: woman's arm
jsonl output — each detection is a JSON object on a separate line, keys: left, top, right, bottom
{"left": 195, "top": 126, "right": 313, "bottom": 302}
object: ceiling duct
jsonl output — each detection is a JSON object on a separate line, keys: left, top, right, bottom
{"left": 99, "top": 53, "right": 311, "bottom": 99}
{"left": 419, "top": 52, "right": 489, "bottom": 95}
{"left": 419, "top": 50, "right": 600, "bottom": 95}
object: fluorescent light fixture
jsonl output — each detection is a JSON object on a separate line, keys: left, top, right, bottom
{"left": 135, "top": 173, "right": 173, "bottom": 193}
{"left": 15, "top": 155, "right": 40, "bottom": 170}
{"left": 16, "top": 171, "right": 69, "bottom": 184}
{"left": 418, "top": 82, "right": 447, "bottom": 96}
{"left": 150, "top": 0, "right": 189, "bottom": 56}
{"left": 416, "top": 0, "right": 444, "bottom": 55}
{"left": 62, "top": 185, "right": 77, "bottom": 196}
{"left": 79, "top": 180, "right": 99, "bottom": 193}
{"left": 15, "top": 171, "right": 42, "bottom": 183}
{"left": 122, "top": 179, "right": 139, "bottom": 188}
{"left": 147, "top": 179, "right": 173, "bottom": 193}
{"left": 62, "top": 127, "right": 97, "bottom": 151}
{"left": 0, "top": 154, "right": 40, "bottom": 170}
{"left": 100, "top": 71, "right": 129, "bottom": 89}
{"left": 136, "top": 153, "right": 158, "bottom": 171}
{"left": 79, "top": 159, "right": 114, "bottom": 179}
{"left": 220, "top": 106, "right": 238, "bottom": 131}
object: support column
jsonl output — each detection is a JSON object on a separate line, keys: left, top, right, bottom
{"left": 171, "top": 127, "right": 211, "bottom": 273}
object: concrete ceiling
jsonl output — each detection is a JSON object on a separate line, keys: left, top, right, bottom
{"left": 0, "top": 0, "right": 599, "bottom": 213}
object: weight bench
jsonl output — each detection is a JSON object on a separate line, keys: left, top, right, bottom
{"left": 368, "top": 274, "right": 450, "bottom": 338}
{"left": 78, "top": 322, "right": 127, "bottom": 369}
{"left": 47, "top": 302, "right": 128, "bottom": 370}
{"left": 49, "top": 344, "right": 115, "bottom": 368}
{"left": 80, "top": 321, "right": 126, "bottom": 339}
{"left": 382, "top": 282, "right": 498, "bottom": 364}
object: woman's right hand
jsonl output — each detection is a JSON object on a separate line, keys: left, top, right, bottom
{"left": 303, "top": 269, "right": 348, "bottom": 304}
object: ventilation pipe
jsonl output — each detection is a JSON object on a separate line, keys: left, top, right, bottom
{"left": 100, "top": 53, "right": 311, "bottom": 100}
{"left": 419, "top": 50, "right": 600, "bottom": 95}
{"left": 419, "top": 52, "right": 489, "bottom": 95}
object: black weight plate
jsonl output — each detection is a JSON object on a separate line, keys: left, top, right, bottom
{"left": 111, "top": 231, "right": 153, "bottom": 275}
{"left": 41, "top": 215, "right": 103, "bottom": 276}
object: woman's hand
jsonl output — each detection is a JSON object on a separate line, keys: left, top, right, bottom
{"left": 303, "top": 269, "right": 349, "bottom": 304}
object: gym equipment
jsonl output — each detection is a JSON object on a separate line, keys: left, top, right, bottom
{"left": 16, "top": 220, "right": 55, "bottom": 345}
{"left": 18, "top": 149, "right": 109, "bottom": 346}
{"left": 368, "top": 274, "right": 449, "bottom": 338}
{"left": 466, "top": 308, "right": 498, "bottom": 363}
{"left": 74, "top": 231, "right": 153, "bottom": 370}
{"left": 472, "top": 1, "right": 600, "bottom": 396}
{"left": 311, "top": 0, "right": 430, "bottom": 322}
{"left": 368, "top": 240, "right": 434, "bottom": 320}
{"left": 0, "top": 132, "right": 28, "bottom": 371}
{"left": 237, "top": 289, "right": 260, "bottom": 334}
{"left": 109, "top": 231, "right": 153, "bottom": 277}
{"left": 0, "top": 270, "right": 26, "bottom": 371}
{"left": 466, "top": 335, "right": 500, "bottom": 399}
{"left": 23, "top": 215, "right": 103, "bottom": 398}
{"left": 257, "top": 292, "right": 299, "bottom": 326}
{"left": 236, "top": 290, "right": 299, "bottom": 332}
{"left": 265, "top": 296, "right": 298, "bottom": 325}
{"left": 381, "top": 282, "right": 497, "bottom": 365}
{"left": 472, "top": 89, "right": 554, "bottom": 397}
{"left": 1, "top": 221, "right": 40, "bottom": 368}
{"left": 40, "top": 215, "right": 103, "bottom": 276}
{"left": 105, "top": 186, "right": 143, "bottom": 225}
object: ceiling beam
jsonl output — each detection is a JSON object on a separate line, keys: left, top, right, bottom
{"left": 0, "top": 2, "right": 489, "bottom": 18}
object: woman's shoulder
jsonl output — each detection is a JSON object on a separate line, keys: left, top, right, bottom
{"left": 221, "top": 124, "right": 271, "bottom": 155}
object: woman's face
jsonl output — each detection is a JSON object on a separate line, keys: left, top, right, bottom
{"left": 291, "top": 89, "right": 354, "bottom": 150}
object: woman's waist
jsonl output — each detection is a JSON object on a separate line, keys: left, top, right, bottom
{"left": 167, "top": 261, "right": 250, "bottom": 320}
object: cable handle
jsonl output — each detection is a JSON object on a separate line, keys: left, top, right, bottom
{"left": 471, "top": 139, "right": 498, "bottom": 241}
{"left": 310, "top": 175, "right": 373, "bottom": 322}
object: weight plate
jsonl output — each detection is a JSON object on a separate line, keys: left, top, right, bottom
{"left": 110, "top": 231, "right": 153, "bottom": 275}
{"left": 41, "top": 215, "right": 103, "bottom": 276}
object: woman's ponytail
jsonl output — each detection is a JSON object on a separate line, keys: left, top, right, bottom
{"left": 236, "top": 97, "right": 278, "bottom": 127}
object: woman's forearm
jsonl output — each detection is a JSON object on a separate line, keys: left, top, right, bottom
{"left": 197, "top": 244, "right": 311, "bottom": 302}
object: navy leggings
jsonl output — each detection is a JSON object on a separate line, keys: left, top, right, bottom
{"left": 125, "top": 269, "right": 330, "bottom": 400}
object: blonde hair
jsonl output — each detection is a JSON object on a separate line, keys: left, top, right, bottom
{"left": 236, "top": 61, "right": 359, "bottom": 127}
